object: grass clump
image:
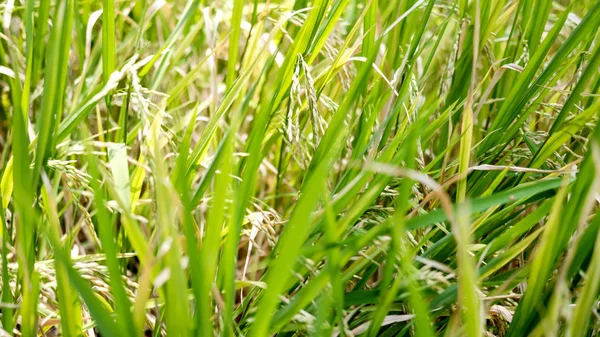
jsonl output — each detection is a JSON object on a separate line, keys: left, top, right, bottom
{"left": 0, "top": 0, "right": 599, "bottom": 336}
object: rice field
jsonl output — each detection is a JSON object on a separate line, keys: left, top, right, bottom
{"left": 0, "top": 0, "right": 599, "bottom": 336}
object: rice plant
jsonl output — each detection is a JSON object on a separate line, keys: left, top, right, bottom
{"left": 0, "top": 0, "right": 599, "bottom": 336}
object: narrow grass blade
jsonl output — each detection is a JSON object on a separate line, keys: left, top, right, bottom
{"left": 33, "top": 0, "right": 74, "bottom": 186}
{"left": 102, "top": 0, "right": 116, "bottom": 84}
